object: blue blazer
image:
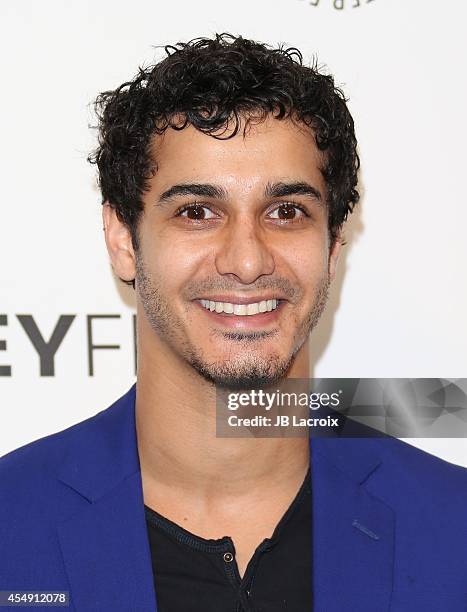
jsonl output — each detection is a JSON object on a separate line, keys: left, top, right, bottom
{"left": 1, "top": 385, "right": 467, "bottom": 611}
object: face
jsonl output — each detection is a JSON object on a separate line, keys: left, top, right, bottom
{"left": 105, "top": 115, "right": 341, "bottom": 389}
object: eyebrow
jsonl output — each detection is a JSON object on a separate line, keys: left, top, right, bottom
{"left": 265, "top": 181, "right": 323, "bottom": 203}
{"left": 158, "top": 183, "right": 228, "bottom": 204}
{"left": 156, "top": 180, "right": 323, "bottom": 205}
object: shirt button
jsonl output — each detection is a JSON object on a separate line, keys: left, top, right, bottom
{"left": 223, "top": 552, "right": 234, "bottom": 563}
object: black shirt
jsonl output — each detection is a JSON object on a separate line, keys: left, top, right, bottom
{"left": 144, "top": 469, "right": 312, "bottom": 611}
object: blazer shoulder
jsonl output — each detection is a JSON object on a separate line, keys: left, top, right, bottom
{"left": 0, "top": 409, "right": 105, "bottom": 513}
{"left": 0, "top": 406, "right": 105, "bottom": 477}
{"left": 379, "top": 436, "right": 467, "bottom": 478}
{"left": 0, "top": 385, "right": 135, "bottom": 476}
{"left": 0, "top": 386, "right": 136, "bottom": 556}
{"left": 0, "top": 387, "right": 134, "bottom": 512}
{"left": 370, "top": 436, "right": 467, "bottom": 507}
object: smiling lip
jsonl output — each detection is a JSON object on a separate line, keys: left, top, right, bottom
{"left": 194, "top": 295, "right": 287, "bottom": 305}
{"left": 194, "top": 295, "right": 286, "bottom": 329}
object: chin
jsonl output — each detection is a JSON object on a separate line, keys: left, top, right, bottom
{"left": 187, "top": 350, "right": 296, "bottom": 391}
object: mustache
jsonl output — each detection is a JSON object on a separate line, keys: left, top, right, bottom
{"left": 181, "top": 276, "right": 302, "bottom": 302}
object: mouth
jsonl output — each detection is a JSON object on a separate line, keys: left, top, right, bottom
{"left": 194, "top": 296, "right": 286, "bottom": 330}
{"left": 199, "top": 298, "right": 280, "bottom": 316}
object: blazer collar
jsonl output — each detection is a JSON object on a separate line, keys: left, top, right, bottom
{"left": 57, "top": 384, "right": 140, "bottom": 503}
{"left": 311, "top": 436, "right": 395, "bottom": 611}
{"left": 56, "top": 385, "right": 157, "bottom": 611}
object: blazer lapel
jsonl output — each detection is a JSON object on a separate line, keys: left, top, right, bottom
{"left": 311, "top": 437, "right": 394, "bottom": 612}
{"left": 56, "top": 386, "right": 157, "bottom": 612}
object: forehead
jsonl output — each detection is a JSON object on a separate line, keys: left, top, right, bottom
{"left": 149, "top": 115, "right": 325, "bottom": 194}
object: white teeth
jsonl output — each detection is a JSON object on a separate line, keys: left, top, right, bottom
{"left": 234, "top": 304, "right": 247, "bottom": 315}
{"left": 246, "top": 303, "right": 259, "bottom": 315}
{"left": 199, "top": 299, "right": 280, "bottom": 316}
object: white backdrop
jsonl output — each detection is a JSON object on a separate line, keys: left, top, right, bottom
{"left": 1, "top": 0, "right": 466, "bottom": 465}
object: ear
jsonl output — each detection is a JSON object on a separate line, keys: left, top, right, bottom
{"left": 102, "top": 203, "right": 136, "bottom": 282}
{"left": 328, "top": 234, "right": 343, "bottom": 282}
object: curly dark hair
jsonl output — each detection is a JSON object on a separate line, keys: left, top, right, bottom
{"left": 89, "top": 33, "right": 359, "bottom": 248}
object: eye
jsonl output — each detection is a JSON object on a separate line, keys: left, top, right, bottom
{"left": 268, "top": 203, "right": 309, "bottom": 222}
{"left": 177, "top": 204, "right": 218, "bottom": 220}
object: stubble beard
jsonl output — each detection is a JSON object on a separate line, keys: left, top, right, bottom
{"left": 136, "top": 257, "right": 330, "bottom": 391}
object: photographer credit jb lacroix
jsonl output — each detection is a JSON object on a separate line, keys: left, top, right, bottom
{"left": 1, "top": 34, "right": 467, "bottom": 612}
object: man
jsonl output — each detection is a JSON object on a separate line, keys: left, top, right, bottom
{"left": 0, "top": 34, "right": 466, "bottom": 612}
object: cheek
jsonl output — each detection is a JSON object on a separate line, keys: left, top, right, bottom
{"left": 279, "top": 236, "right": 329, "bottom": 287}
{"left": 140, "top": 229, "right": 207, "bottom": 290}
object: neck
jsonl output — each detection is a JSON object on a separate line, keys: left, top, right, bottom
{"left": 135, "top": 317, "right": 310, "bottom": 502}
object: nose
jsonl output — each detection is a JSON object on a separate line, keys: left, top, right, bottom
{"left": 214, "top": 217, "right": 275, "bottom": 284}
